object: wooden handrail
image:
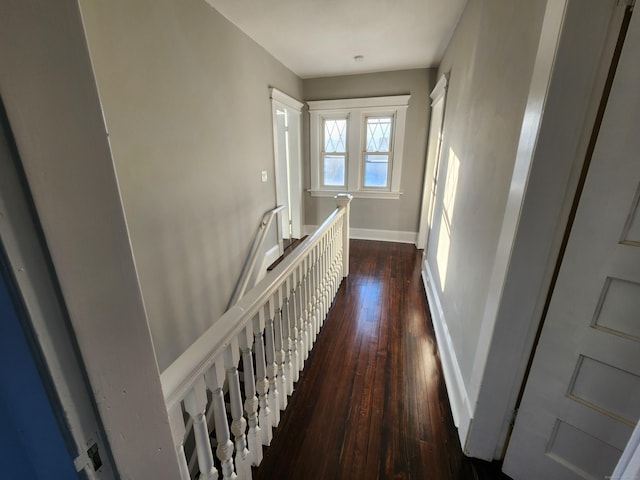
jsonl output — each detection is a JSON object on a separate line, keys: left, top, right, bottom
{"left": 227, "top": 204, "right": 287, "bottom": 310}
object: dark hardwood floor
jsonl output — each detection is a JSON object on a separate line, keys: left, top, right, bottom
{"left": 253, "top": 240, "right": 508, "bottom": 480}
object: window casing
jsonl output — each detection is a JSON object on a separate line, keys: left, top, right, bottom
{"left": 308, "top": 95, "right": 410, "bottom": 199}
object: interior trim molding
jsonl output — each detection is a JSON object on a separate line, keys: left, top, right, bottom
{"left": 307, "top": 94, "right": 410, "bottom": 111}
{"left": 270, "top": 87, "right": 304, "bottom": 111}
{"left": 421, "top": 258, "right": 473, "bottom": 445}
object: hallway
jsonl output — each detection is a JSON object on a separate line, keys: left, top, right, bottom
{"left": 254, "top": 240, "right": 477, "bottom": 479}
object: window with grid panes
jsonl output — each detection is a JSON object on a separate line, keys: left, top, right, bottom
{"left": 308, "top": 95, "right": 410, "bottom": 199}
{"left": 363, "top": 116, "right": 393, "bottom": 188}
{"left": 322, "top": 117, "right": 347, "bottom": 187}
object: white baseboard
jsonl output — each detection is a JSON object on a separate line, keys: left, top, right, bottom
{"left": 421, "top": 258, "right": 473, "bottom": 445}
{"left": 303, "top": 225, "right": 417, "bottom": 244}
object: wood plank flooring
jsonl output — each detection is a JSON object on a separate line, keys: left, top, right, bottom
{"left": 253, "top": 240, "right": 489, "bottom": 480}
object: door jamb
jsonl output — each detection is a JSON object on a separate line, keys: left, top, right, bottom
{"left": 270, "top": 88, "right": 304, "bottom": 253}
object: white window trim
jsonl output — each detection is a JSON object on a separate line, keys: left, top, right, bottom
{"left": 308, "top": 95, "right": 410, "bottom": 199}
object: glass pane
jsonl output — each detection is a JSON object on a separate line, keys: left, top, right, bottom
{"left": 366, "top": 117, "right": 392, "bottom": 152}
{"left": 324, "top": 119, "right": 347, "bottom": 153}
{"left": 323, "top": 154, "right": 345, "bottom": 186}
{"left": 363, "top": 154, "right": 388, "bottom": 187}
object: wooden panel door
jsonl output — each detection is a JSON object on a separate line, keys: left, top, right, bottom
{"left": 503, "top": 6, "right": 640, "bottom": 480}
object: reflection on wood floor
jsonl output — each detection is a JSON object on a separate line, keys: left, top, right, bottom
{"left": 253, "top": 239, "right": 495, "bottom": 480}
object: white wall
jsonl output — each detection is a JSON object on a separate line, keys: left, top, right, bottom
{"left": 303, "top": 69, "right": 435, "bottom": 240}
{"left": 426, "top": 0, "right": 546, "bottom": 401}
{"left": 78, "top": 0, "right": 303, "bottom": 371}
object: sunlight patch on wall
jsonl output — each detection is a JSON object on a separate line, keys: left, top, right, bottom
{"left": 436, "top": 148, "right": 460, "bottom": 291}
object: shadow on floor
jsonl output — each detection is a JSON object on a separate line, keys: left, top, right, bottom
{"left": 471, "top": 459, "right": 513, "bottom": 480}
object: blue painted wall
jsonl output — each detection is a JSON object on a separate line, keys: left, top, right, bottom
{"left": 0, "top": 263, "right": 77, "bottom": 479}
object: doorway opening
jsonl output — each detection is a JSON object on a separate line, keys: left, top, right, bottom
{"left": 271, "top": 88, "right": 304, "bottom": 254}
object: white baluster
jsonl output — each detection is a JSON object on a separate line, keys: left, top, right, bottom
{"left": 332, "top": 225, "right": 340, "bottom": 295}
{"left": 298, "top": 258, "right": 309, "bottom": 355}
{"left": 303, "top": 257, "right": 317, "bottom": 346}
{"left": 264, "top": 302, "right": 280, "bottom": 427}
{"left": 292, "top": 267, "right": 304, "bottom": 372}
{"left": 311, "top": 247, "right": 321, "bottom": 333}
{"left": 330, "top": 225, "right": 339, "bottom": 297}
{"left": 328, "top": 230, "right": 336, "bottom": 299}
{"left": 336, "top": 223, "right": 344, "bottom": 281}
{"left": 280, "top": 280, "right": 294, "bottom": 395}
{"left": 294, "top": 264, "right": 308, "bottom": 363}
{"left": 168, "top": 403, "right": 192, "bottom": 480}
{"left": 205, "top": 362, "right": 237, "bottom": 480}
{"left": 240, "top": 337, "right": 262, "bottom": 466}
{"left": 253, "top": 312, "right": 272, "bottom": 446}
{"left": 288, "top": 272, "right": 300, "bottom": 383}
{"left": 273, "top": 292, "right": 288, "bottom": 411}
{"left": 303, "top": 258, "right": 314, "bottom": 351}
{"left": 184, "top": 378, "right": 219, "bottom": 480}
{"left": 319, "top": 237, "right": 329, "bottom": 320}
{"left": 326, "top": 227, "right": 335, "bottom": 300}
{"left": 224, "top": 342, "right": 251, "bottom": 480}
{"left": 333, "top": 225, "right": 340, "bottom": 293}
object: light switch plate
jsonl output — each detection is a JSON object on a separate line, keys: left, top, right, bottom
{"left": 261, "top": 170, "right": 268, "bottom": 182}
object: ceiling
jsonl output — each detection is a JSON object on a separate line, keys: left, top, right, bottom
{"left": 205, "top": 0, "right": 468, "bottom": 79}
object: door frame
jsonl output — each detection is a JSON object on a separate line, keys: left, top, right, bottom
{"left": 417, "top": 73, "right": 448, "bottom": 251}
{"left": 459, "top": 0, "right": 633, "bottom": 460}
{"left": 271, "top": 88, "right": 304, "bottom": 252}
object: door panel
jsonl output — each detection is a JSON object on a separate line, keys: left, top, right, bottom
{"left": 0, "top": 260, "right": 78, "bottom": 479}
{"left": 503, "top": 5, "right": 640, "bottom": 480}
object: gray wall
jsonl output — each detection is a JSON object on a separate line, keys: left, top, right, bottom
{"left": 426, "top": 0, "right": 547, "bottom": 389}
{"left": 303, "top": 69, "right": 435, "bottom": 234}
{"left": 79, "top": 0, "right": 303, "bottom": 371}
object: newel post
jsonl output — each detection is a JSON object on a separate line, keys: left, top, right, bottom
{"left": 335, "top": 194, "right": 353, "bottom": 277}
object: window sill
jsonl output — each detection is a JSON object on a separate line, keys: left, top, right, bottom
{"left": 308, "top": 189, "right": 402, "bottom": 200}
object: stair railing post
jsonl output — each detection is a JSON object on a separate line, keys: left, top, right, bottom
{"left": 335, "top": 194, "right": 352, "bottom": 278}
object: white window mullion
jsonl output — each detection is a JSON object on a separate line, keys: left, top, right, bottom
{"left": 309, "top": 111, "right": 322, "bottom": 191}
{"left": 389, "top": 105, "right": 408, "bottom": 194}
{"left": 348, "top": 114, "right": 362, "bottom": 192}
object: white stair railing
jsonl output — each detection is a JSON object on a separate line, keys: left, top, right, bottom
{"left": 161, "top": 194, "right": 352, "bottom": 480}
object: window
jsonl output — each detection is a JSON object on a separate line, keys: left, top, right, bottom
{"left": 363, "top": 116, "right": 393, "bottom": 188}
{"left": 322, "top": 117, "right": 347, "bottom": 187}
{"left": 308, "top": 95, "right": 410, "bottom": 199}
